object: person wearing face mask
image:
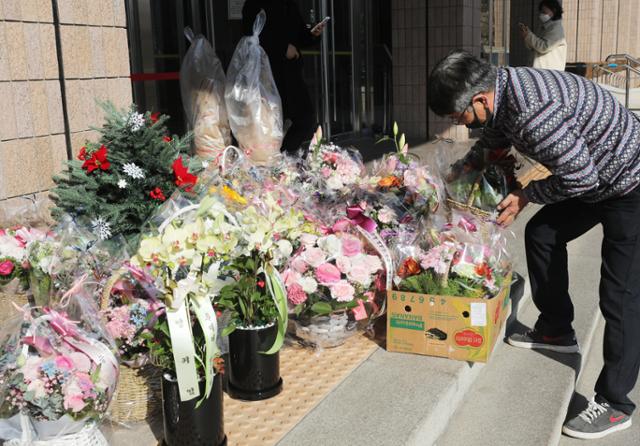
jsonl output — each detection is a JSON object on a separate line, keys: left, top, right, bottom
{"left": 428, "top": 50, "right": 640, "bottom": 440}
{"left": 519, "top": 0, "right": 566, "bottom": 70}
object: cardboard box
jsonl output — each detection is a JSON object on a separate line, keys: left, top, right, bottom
{"left": 386, "top": 273, "right": 512, "bottom": 363}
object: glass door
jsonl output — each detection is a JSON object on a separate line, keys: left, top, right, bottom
{"left": 298, "top": 0, "right": 391, "bottom": 140}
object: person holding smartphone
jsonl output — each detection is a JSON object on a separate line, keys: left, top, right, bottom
{"left": 242, "top": 0, "right": 327, "bottom": 154}
{"left": 519, "top": 0, "right": 566, "bottom": 70}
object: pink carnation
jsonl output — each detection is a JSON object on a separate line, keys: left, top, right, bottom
{"left": 320, "top": 166, "right": 332, "bottom": 178}
{"left": 330, "top": 280, "right": 355, "bottom": 302}
{"left": 303, "top": 247, "right": 327, "bottom": 267}
{"left": 0, "top": 260, "right": 14, "bottom": 276}
{"left": 315, "top": 263, "right": 341, "bottom": 284}
{"left": 282, "top": 269, "right": 302, "bottom": 287}
{"left": 341, "top": 235, "right": 363, "bottom": 257}
{"left": 348, "top": 263, "right": 374, "bottom": 287}
{"left": 55, "top": 355, "right": 74, "bottom": 371}
{"left": 335, "top": 256, "right": 352, "bottom": 273}
{"left": 63, "top": 394, "right": 87, "bottom": 413}
{"left": 291, "top": 256, "right": 308, "bottom": 273}
{"left": 287, "top": 283, "right": 308, "bottom": 305}
{"left": 362, "top": 254, "right": 383, "bottom": 274}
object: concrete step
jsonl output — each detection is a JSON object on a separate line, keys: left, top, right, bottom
{"left": 277, "top": 205, "right": 536, "bottom": 446}
{"left": 436, "top": 224, "right": 604, "bottom": 446}
{"left": 559, "top": 316, "right": 640, "bottom": 445}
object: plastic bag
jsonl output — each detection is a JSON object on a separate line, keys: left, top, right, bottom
{"left": 180, "top": 28, "right": 231, "bottom": 161}
{"left": 225, "top": 10, "right": 283, "bottom": 165}
{"left": 0, "top": 194, "right": 53, "bottom": 230}
{"left": 0, "top": 287, "right": 119, "bottom": 443}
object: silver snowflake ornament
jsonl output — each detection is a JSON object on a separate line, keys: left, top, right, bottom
{"left": 117, "top": 179, "right": 128, "bottom": 189}
{"left": 128, "top": 112, "right": 146, "bottom": 132}
{"left": 122, "top": 163, "right": 145, "bottom": 179}
{"left": 91, "top": 216, "right": 112, "bottom": 240}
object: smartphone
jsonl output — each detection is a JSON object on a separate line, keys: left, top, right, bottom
{"left": 311, "top": 17, "right": 330, "bottom": 33}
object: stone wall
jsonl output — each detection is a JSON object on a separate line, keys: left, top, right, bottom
{"left": 0, "top": 0, "right": 132, "bottom": 216}
{"left": 392, "top": 0, "right": 482, "bottom": 143}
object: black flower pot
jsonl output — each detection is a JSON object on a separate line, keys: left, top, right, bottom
{"left": 162, "top": 373, "right": 227, "bottom": 446}
{"left": 227, "top": 323, "right": 283, "bottom": 401}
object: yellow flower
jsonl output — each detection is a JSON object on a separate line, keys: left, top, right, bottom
{"left": 222, "top": 185, "right": 247, "bottom": 205}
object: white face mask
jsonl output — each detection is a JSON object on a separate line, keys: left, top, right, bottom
{"left": 539, "top": 13, "right": 551, "bottom": 23}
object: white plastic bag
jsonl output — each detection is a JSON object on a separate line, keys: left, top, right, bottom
{"left": 180, "top": 28, "right": 231, "bottom": 161}
{"left": 224, "top": 10, "right": 283, "bottom": 165}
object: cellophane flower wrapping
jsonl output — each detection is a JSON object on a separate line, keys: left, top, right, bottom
{"left": 299, "top": 130, "right": 367, "bottom": 204}
{"left": 393, "top": 211, "right": 512, "bottom": 299}
{"left": 0, "top": 290, "right": 119, "bottom": 442}
{"left": 101, "top": 263, "right": 164, "bottom": 368}
{"left": 438, "top": 142, "right": 520, "bottom": 213}
{"left": 368, "top": 151, "right": 444, "bottom": 222}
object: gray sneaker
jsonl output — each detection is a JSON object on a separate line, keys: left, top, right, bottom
{"left": 507, "top": 329, "right": 580, "bottom": 354}
{"left": 563, "top": 399, "right": 632, "bottom": 440}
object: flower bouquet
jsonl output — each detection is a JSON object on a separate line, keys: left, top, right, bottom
{"left": 444, "top": 146, "right": 520, "bottom": 216}
{"left": 99, "top": 264, "right": 164, "bottom": 423}
{"left": 50, "top": 102, "right": 202, "bottom": 249}
{"left": 0, "top": 292, "right": 118, "bottom": 445}
{"left": 393, "top": 213, "right": 511, "bottom": 299}
{"left": 131, "top": 194, "right": 231, "bottom": 444}
{"left": 372, "top": 122, "right": 443, "bottom": 219}
{"left": 0, "top": 227, "right": 52, "bottom": 309}
{"left": 283, "top": 230, "right": 384, "bottom": 348}
{"left": 299, "top": 127, "right": 366, "bottom": 201}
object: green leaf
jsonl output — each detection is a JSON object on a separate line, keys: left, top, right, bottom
{"left": 294, "top": 303, "right": 304, "bottom": 316}
{"left": 222, "top": 323, "right": 236, "bottom": 337}
{"left": 261, "top": 268, "right": 288, "bottom": 355}
{"left": 311, "top": 302, "right": 333, "bottom": 315}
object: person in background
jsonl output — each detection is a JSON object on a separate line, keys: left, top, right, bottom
{"left": 242, "top": 0, "right": 326, "bottom": 154}
{"left": 519, "top": 0, "right": 567, "bottom": 70}
{"left": 428, "top": 50, "right": 640, "bottom": 441}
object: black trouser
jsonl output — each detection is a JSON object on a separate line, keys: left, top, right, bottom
{"left": 279, "top": 59, "right": 316, "bottom": 154}
{"left": 525, "top": 184, "right": 640, "bottom": 415}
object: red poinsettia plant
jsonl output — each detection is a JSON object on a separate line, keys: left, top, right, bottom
{"left": 80, "top": 145, "right": 111, "bottom": 173}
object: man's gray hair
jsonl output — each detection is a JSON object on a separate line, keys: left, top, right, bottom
{"left": 428, "top": 50, "right": 498, "bottom": 116}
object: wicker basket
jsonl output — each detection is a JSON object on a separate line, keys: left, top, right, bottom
{"left": 5, "top": 421, "right": 108, "bottom": 446}
{"left": 446, "top": 172, "right": 492, "bottom": 219}
{"left": 100, "top": 270, "right": 162, "bottom": 423}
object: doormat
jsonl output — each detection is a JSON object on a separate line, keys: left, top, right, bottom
{"left": 101, "top": 333, "right": 379, "bottom": 445}
{"left": 224, "top": 334, "right": 379, "bottom": 446}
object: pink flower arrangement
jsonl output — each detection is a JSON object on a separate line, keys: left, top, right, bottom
{"left": 304, "top": 131, "right": 366, "bottom": 195}
{"left": 283, "top": 231, "right": 384, "bottom": 320}
{"left": 0, "top": 306, "right": 118, "bottom": 423}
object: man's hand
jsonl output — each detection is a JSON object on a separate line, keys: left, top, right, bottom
{"left": 286, "top": 44, "right": 300, "bottom": 60}
{"left": 497, "top": 189, "right": 529, "bottom": 227}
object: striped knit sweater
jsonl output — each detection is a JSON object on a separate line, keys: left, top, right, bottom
{"left": 473, "top": 67, "right": 640, "bottom": 204}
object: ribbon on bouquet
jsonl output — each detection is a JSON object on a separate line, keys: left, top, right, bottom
{"left": 345, "top": 206, "right": 395, "bottom": 318}
{"left": 166, "top": 255, "right": 220, "bottom": 403}
{"left": 346, "top": 206, "right": 377, "bottom": 233}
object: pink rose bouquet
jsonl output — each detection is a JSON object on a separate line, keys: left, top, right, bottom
{"left": 283, "top": 231, "right": 384, "bottom": 321}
